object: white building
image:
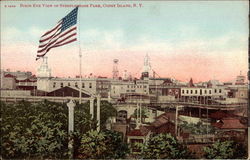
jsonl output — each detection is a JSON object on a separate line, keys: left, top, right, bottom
{"left": 110, "top": 80, "right": 149, "bottom": 98}
{"left": 181, "top": 87, "right": 225, "bottom": 97}
{"left": 37, "top": 57, "right": 52, "bottom": 92}
{"left": 36, "top": 57, "right": 111, "bottom": 96}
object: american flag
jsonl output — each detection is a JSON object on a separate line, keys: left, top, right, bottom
{"left": 36, "top": 7, "right": 78, "bottom": 60}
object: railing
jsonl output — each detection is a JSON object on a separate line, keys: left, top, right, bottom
{"left": 0, "top": 95, "right": 109, "bottom": 103}
{"left": 0, "top": 95, "right": 246, "bottom": 110}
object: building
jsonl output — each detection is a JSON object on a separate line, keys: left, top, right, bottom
{"left": 36, "top": 57, "right": 114, "bottom": 97}
{"left": 1, "top": 69, "right": 37, "bottom": 90}
{"left": 1, "top": 75, "right": 16, "bottom": 89}
{"left": 235, "top": 71, "right": 246, "bottom": 85}
{"left": 212, "top": 117, "right": 247, "bottom": 142}
{"left": 180, "top": 85, "right": 226, "bottom": 104}
{"left": 46, "top": 86, "right": 91, "bottom": 97}
{"left": 110, "top": 80, "right": 149, "bottom": 99}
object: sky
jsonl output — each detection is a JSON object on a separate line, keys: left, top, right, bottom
{"left": 1, "top": 1, "right": 249, "bottom": 82}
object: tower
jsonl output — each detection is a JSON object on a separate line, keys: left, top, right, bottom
{"left": 235, "top": 71, "right": 245, "bottom": 85}
{"left": 37, "top": 57, "right": 52, "bottom": 92}
{"left": 122, "top": 70, "right": 128, "bottom": 80}
{"left": 142, "top": 53, "right": 153, "bottom": 79}
{"left": 37, "top": 57, "right": 51, "bottom": 78}
{"left": 112, "top": 59, "right": 119, "bottom": 79}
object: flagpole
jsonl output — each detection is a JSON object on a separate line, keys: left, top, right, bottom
{"left": 78, "top": 6, "right": 82, "bottom": 104}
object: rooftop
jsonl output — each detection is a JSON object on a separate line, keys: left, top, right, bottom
{"left": 212, "top": 117, "right": 247, "bottom": 129}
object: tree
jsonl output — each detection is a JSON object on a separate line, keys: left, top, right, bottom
{"left": 1, "top": 100, "right": 118, "bottom": 159}
{"left": 180, "top": 121, "right": 215, "bottom": 135}
{"left": 142, "top": 133, "right": 193, "bottom": 159}
{"left": 77, "top": 130, "right": 129, "bottom": 159}
{"left": 73, "top": 100, "right": 117, "bottom": 157}
{"left": 77, "top": 130, "right": 106, "bottom": 159}
{"left": 132, "top": 107, "right": 149, "bottom": 117}
{"left": 203, "top": 140, "right": 247, "bottom": 159}
{"left": 1, "top": 100, "right": 69, "bottom": 159}
{"left": 132, "top": 142, "right": 145, "bottom": 158}
{"left": 102, "top": 130, "right": 129, "bottom": 159}
{"left": 132, "top": 107, "right": 149, "bottom": 121}
{"left": 75, "top": 100, "right": 117, "bottom": 131}
{"left": 96, "top": 100, "right": 117, "bottom": 130}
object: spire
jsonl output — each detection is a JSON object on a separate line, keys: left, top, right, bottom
{"left": 144, "top": 53, "right": 150, "bottom": 68}
{"left": 143, "top": 53, "right": 153, "bottom": 77}
{"left": 188, "top": 78, "right": 194, "bottom": 87}
{"left": 37, "top": 56, "right": 51, "bottom": 78}
{"left": 43, "top": 56, "right": 48, "bottom": 64}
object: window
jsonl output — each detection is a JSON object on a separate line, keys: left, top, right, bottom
{"left": 186, "top": 90, "right": 189, "bottom": 94}
{"left": 82, "top": 83, "right": 85, "bottom": 88}
{"left": 195, "top": 90, "right": 198, "bottom": 94}
{"left": 89, "top": 83, "right": 92, "bottom": 88}
{"left": 127, "top": 85, "right": 129, "bottom": 88}
{"left": 219, "top": 89, "right": 222, "bottom": 93}
{"left": 205, "top": 90, "right": 207, "bottom": 94}
{"left": 215, "top": 89, "right": 217, "bottom": 93}
{"left": 182, "top": 90, "right": 184, "bottom": 94}
{"left": 60, "top": 83, "right": 63, "bottom": 88}
{"left": 191, "top": 90, "right": 193, "bottom": 94}
{"left": 75, "top": 82, "right": 78, "bottom": 88}
{"left": 68, "top": 82, "right": 71, "bottom": 86}
{"left": 144, "top": 85, "right": 147, "bottom": 88}
{"left": 209, "top": 90, "right": 212, "bottom": 94}
{"left": 53, "top": 82, "right": 56, "bottom": 88}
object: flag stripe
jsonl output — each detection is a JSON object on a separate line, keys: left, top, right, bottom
{"left": 37, "top": 38, "right": 77, "bottom": 57}
{"left": 54, "top": 33, "right": 77, "bottom": 46}
{"left": 41, "top": 22, "right": 62, "bottom": 38}
{"left": 46, "top": 38, "right": 77, "bottom": 54}
{"left": 37, "top": 27, "right": 76, "bottom": 53}
{"left": 38, "top": 26, "right": 76, "bottom": 48}
{"left": 39, "top": 28, "right": 62, "bottom": 46}
{"left": 39, "top": 26, "right": 61, "bottom": 43}
{"left": 37, "top": 32, "right": 76, "bottom": 54}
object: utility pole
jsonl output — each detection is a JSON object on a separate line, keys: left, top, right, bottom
{"left": 67, "top": 100, "right": 75, "bottom": 133}
{"left": 108, "top": 91, "right": 111, "bottom": 103}
{"left": 96, "top": 94, "right": 101, "bottom": 132}
{"left": 67, "top": 99, "right": 75, "bottom": 159}
{"left": 175, "top": 105, "right": 179, "bottom": 136}
{"left": 90, "top": 96, "right": 94, "bottom": 119}
{"left": 135, "top": 103, "right": 139, "bottom": 129}
{"left": 139, "top": 103, "right": 142, "bottom": 124}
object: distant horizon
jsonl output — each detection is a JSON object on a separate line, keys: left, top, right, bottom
{"left": 1, "top": 65, "right": 245, "bottom": 84}
{"left": 1, "top": 1, "right": 248, "bottom": 83}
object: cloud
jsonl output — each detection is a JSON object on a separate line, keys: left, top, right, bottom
{"left": 29, "top": 26, "right": 44, "bottom": 38}
{"left": 1, "top": 26, "right": 44, "bottom": 46}
{"left": 81, "top": 29, "right": 124, "bottom": 50}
